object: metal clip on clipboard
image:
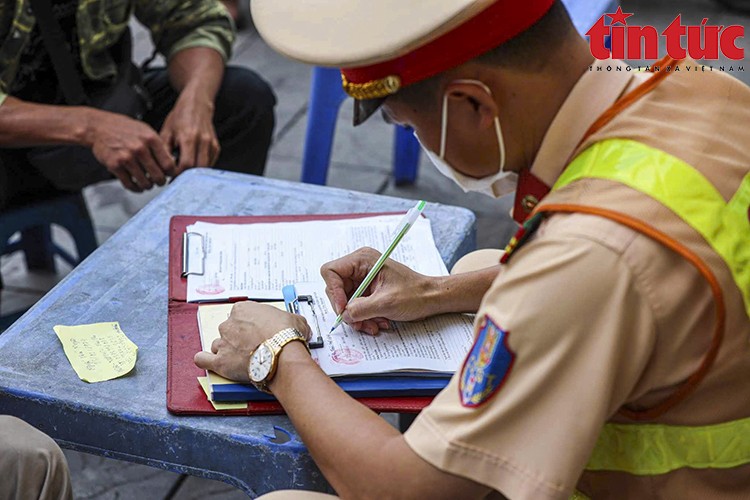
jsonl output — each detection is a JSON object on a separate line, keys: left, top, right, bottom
{"left": 181, "top": 232, "right": 205, "bottom": 278}
{"left": 282, "top": 285, "right": 324, "bottom": 349}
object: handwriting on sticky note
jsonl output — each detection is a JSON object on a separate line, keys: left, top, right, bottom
{"left": 54, "top": 322, "right": 137, "bottom": 383}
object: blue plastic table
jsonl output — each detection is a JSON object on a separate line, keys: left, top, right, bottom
{"left": 0, "top": 169, "right": 476, "bottom": 497}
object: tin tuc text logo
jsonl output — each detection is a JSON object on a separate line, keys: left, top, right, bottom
{"left": 587, "top": 6, "right": 745, "bottom": 60}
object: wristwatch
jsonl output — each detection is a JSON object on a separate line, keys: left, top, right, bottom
{"left": 248, "top": 327, "right": 309, "bottom": 393}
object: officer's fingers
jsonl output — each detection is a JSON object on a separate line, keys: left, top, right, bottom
{"left": 218, "top": 319, "right": 236, "bottom": 339}
{"left": 322, "top": 248, "right": 380, "bottom": 284}
{"left": 229, "top": 300, "right": 261, "bottom": 322}
{"left": 320, "top": 259, "right": 349, "bottom": 284}
{"left": 353, "top": 247, "right": 383, "bottom": 268}
{"left": 194, "top": 351, "right": 218, "bottom": 371}
{"left": 373, "top": 317, "right": 391, "bottom": 331}
{"left": 342, "top": 295, "right": 383, "bottom": 324}
{"left": 323, "top": 277, "right": 350, "bottom": 315}
{"left": 211, "top": 338, "right": 225, "bottom": 354}
{"left": 358, "top": 319, "right": 380, "bottom": 337}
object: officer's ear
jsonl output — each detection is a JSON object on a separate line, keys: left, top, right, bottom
{"left": 444, "top": 81, "right": 499, "bottom": 133}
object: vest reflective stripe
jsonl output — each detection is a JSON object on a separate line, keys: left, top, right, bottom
{"left": 586, "top": 417, "right": 750, "bottom": 475}
{"left": 553, "top": 138, "right": 750, "bottom": 318}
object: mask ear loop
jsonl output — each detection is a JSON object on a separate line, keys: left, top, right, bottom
{"left": 441, "top": 79, "right": 506, "bottom": 171}
{"left": 439, "top": 91, "right": 449, "bottom": 158}
{"left": 494, "top": 116, "right": 506, "bottom": 173}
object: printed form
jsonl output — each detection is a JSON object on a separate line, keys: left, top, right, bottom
{"left": 295, "top": 282, "right": 475, "bottom": 377}
{"left": 186, "top": 215, "right": 449, "bottom": 302}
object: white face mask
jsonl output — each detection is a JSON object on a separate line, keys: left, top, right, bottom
{"left": 415, "top": 79, "right": 517, "bottom": 198}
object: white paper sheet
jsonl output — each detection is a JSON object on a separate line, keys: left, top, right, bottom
{"left": 186, "top": 215, "right": 448, "bottom": 302}
{"left": 296, "top": 282, "right": 476, "bottom": 377}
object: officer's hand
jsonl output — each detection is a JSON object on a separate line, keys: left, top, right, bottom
{"left": 194, "top": 301, "right": 310, "bottom": 382}
{"left": 320, "top": 247, "right": 438, "bottom": 335}
{"left": 160, "top": 91, "right": 220, "bottom": 175}
{"left": 87, "top": 109, "right": 175, "bottom": 192}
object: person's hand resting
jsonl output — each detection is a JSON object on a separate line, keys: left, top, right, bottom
{"left": 87, "top": 109, "right": 176, "bottom": 192}
{"left": 194, "top": 301, "right": 311, "bottom": 382}
{"left": 160, "top": 88, "right": 220, "bottom": 175}
{"left": 320, "top": 247, "right": 441, "bottom": 336}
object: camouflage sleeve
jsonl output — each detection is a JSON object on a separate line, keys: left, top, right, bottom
{"left": 133, "top": 0, "right": 235, "bottom": 62}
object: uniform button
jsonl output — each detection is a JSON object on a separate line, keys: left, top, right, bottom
{"left": 12, "top": 29, "right": 20, "bottom": 39}
{"left": 25, "top": 5, "right": 32, "bottom": 15}
{"left": 522, "top": 194, "right": 538, "bottom": 213}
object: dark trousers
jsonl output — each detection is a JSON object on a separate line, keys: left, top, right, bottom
{"left": 0, "top": 65, "right": 276, "bottom": 211}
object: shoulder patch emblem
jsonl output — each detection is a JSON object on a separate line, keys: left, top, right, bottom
{"left": 459, "top": 315, "right": 515, "bottom": 408}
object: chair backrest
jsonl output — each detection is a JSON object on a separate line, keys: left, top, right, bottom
{"left": 0, "top": 193, "right": 98, "bottom": 331}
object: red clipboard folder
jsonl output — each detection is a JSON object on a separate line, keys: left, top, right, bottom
{"left": 166, "top": 214, "right": 435, "bottom": 415}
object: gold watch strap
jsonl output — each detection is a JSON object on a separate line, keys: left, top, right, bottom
{"left": 267, "top": 327, "right": 310, "bottom": 354}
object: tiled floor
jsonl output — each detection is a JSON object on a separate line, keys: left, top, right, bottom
{"left": 2, "top": 0, "right": 749, "bottom": 497}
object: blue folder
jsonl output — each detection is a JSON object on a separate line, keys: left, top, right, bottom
{"left": 211, "top": 375, "right": 451, "bottom": 402}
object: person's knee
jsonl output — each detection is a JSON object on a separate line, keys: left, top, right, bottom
{"left": 217, "top": 66, "right": 277, "bottom": 120}
{"left": 212, "top": 66, "right": 276, "bottom": 174}
{"left": 450, "top": 249, "right": 504, "bottom": 275}
{"left": 0, "top": 416, "right": 72, "bottom": 500}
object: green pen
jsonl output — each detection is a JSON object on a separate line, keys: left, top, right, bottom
{"left": 330, "top": 200, "right": 427, "bottom": 333}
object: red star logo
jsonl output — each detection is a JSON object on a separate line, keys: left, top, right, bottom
{"left": 607, "top": 6, "right": 634, "bottom": 25}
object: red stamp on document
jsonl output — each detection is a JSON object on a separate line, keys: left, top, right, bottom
{"left": 196, "top": 284, "right": 225, "bottom": 295}
{"left": 332, "top": 347, "right": 364, "bottom": 365}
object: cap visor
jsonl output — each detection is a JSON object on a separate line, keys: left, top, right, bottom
{"left": 353, "top": 97, "right": 386, "bottom": 126}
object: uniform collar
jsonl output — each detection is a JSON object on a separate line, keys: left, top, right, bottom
{"left": 512, "top": 59, "right": 634, "bottom": 223}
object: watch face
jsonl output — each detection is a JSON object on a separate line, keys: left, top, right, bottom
{"left": 249, "top": 343, "right": 273, "bottom": 383}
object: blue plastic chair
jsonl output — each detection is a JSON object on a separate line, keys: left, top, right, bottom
{"left": 301, "top": 66, "right": 421, "bottom": 186}
{"left": 0, "top": 192, "right": 97, "bottom": 330}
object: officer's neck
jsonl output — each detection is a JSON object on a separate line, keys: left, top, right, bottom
{"left": 490, "top": 36, "right": 594, "bottom": 174}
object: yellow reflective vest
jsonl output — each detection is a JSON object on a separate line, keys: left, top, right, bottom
{"left": 533, "top": 58, "right": 750, "bottom": 497}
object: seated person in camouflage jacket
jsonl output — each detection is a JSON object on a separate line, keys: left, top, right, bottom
{"left": 0, "top": 0, "right": 276, "bottom": 209}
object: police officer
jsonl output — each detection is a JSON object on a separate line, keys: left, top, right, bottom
{"left": 195, "top": 1, "right": 750, "bottom": 498}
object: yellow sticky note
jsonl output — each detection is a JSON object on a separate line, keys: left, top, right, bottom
{"left": 197, "top": 377, "right": 247, "bottom": 410}
{"left": 53, "top": 322, "right": 138, "bottom": 383}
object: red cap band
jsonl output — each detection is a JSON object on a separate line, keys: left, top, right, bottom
{"left": 341, "top": 0, "right": 555, "bottom": 90}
